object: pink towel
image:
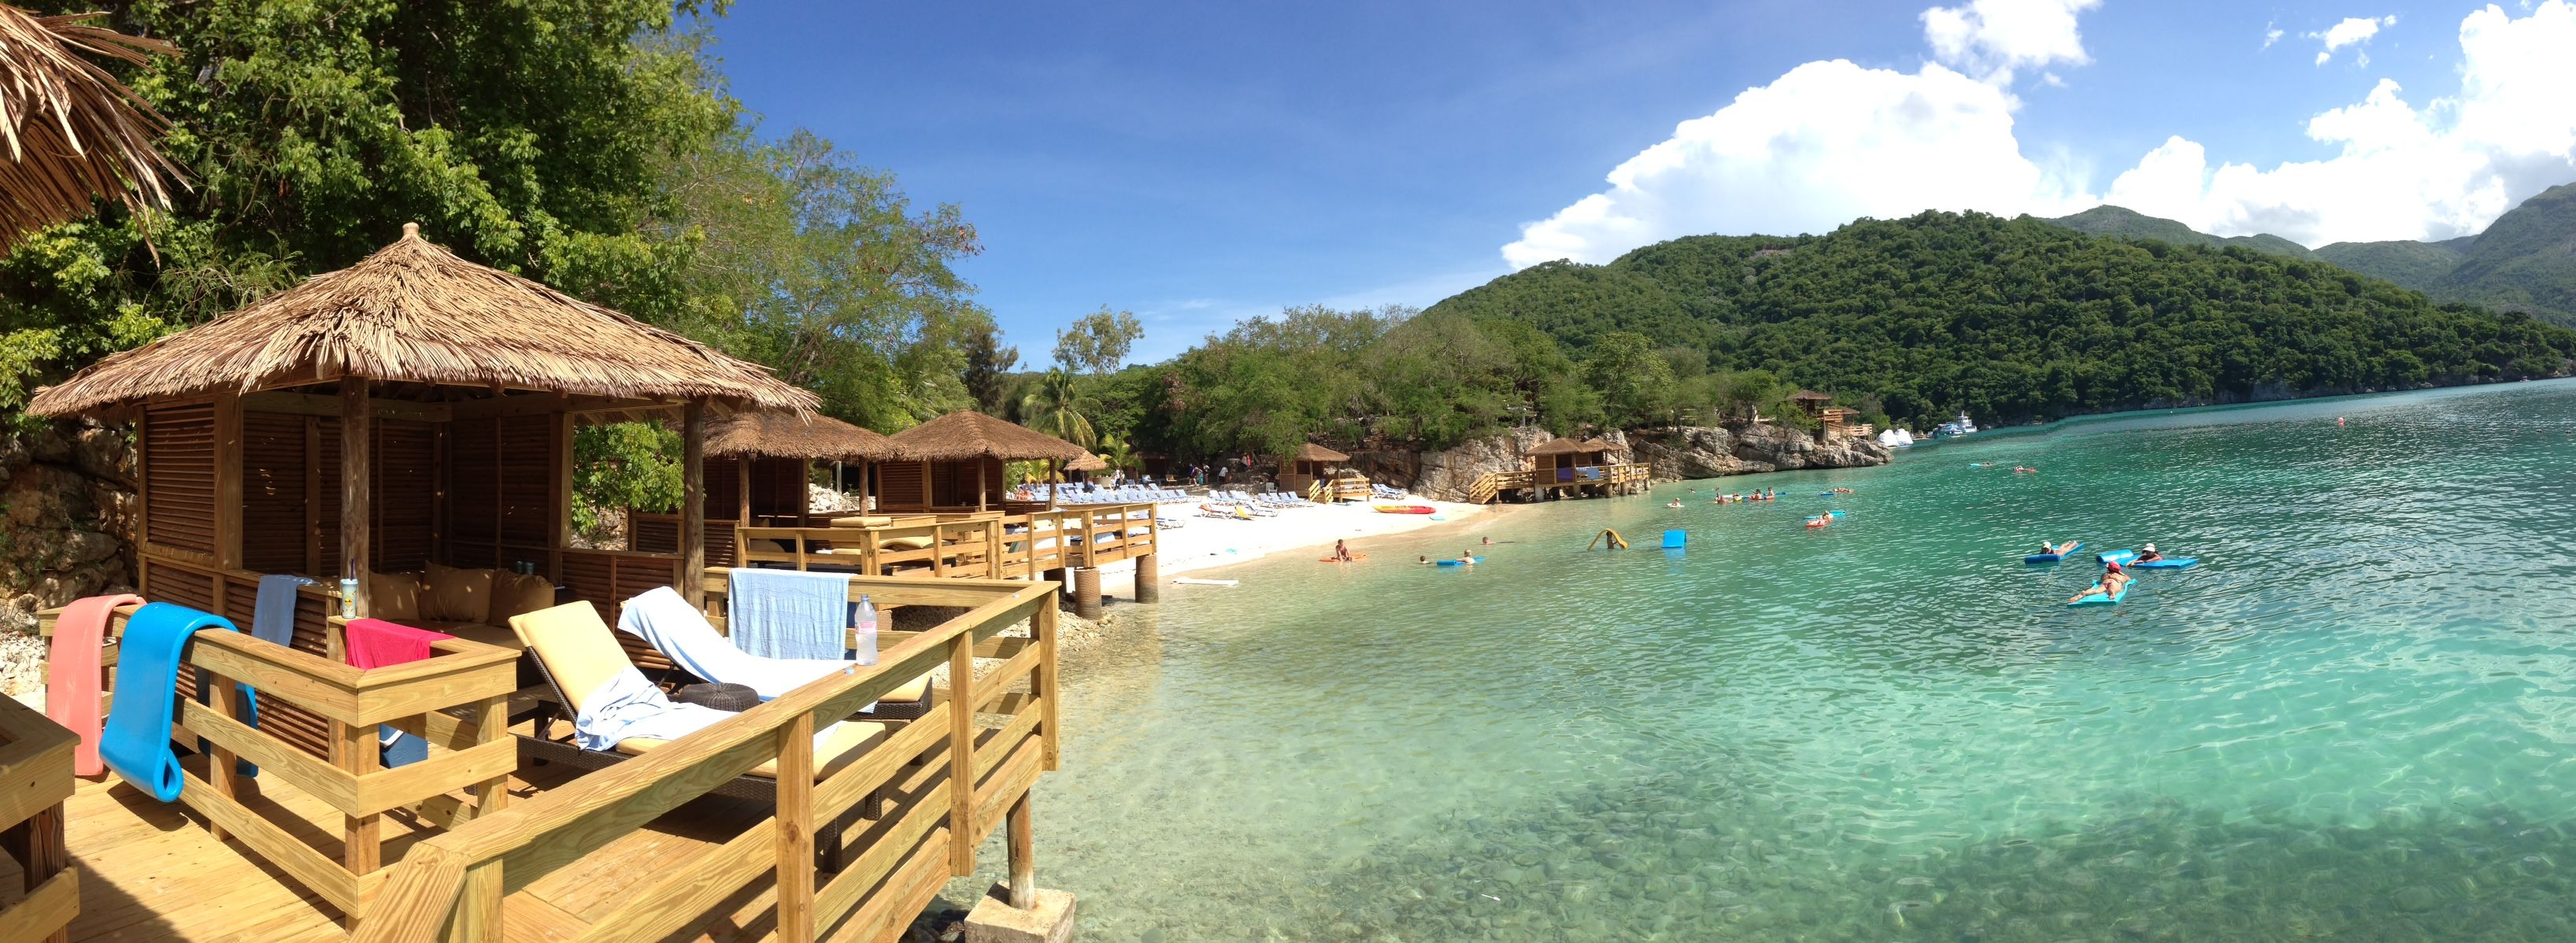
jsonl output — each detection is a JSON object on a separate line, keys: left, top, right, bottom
{"left": 343, "top": 618, "right": 453, "bottom": 671}
{"left": 48, "top": 593, "right": 142, "bottom": 776}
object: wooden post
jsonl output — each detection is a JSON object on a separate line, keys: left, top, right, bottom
{"left": 1046, "top": 459, "right": 1059, "bottom": 508}
{"left": 1071, "top": 567, "right": 1101, "bottom": 620}
{"left": 775, "top": 712, "right": 816, "bottom": 943}
{"left": 342, "top": 378, "right": 372, "bottom": 618}
{"left": 1036, "top": 596, "right": 1060, "bottom": 771}
{"left": 336, "top": 717, "right": 383, "bottom": 928}
{"left": 1134, "top": 552, "right": 1159, "bottom": 603}
{"left": 736, "top": 456, "right": 752, "bottom": 526}
{"left": 205, "top": 671, "right": 242, "bottom": 841}
{"left": 451, "top": 693, "right": 510, "bottom": 943}
{"left": 1007, "top": 793, "right": 1034, "bottom": 909}
{"left": 680, "top": 400, "right": 707, "bottom": 607}
{"left": 947, "top": 632, "right": 977, "bottom": 875}
{"left": 975, "top": 456, "right": 987, "bottom": 512}
{"left": 0, "top": 802, "right": 68, "bottom": 943}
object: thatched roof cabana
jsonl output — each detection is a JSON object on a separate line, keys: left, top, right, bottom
{"left": 705, "top": 412, "right": 897, "bottom": 460}
{"left": 1288, "top": 442, "right": 1349, "bottom": 463}
{"left": 1525, "top": 437, "right": 1593, "bottom": 456}
{"left": 890, "top": 410, "right": 1086, "bottom": 462}
{"left": 28, "top": 224, "right": 816, "bottom": 418}
{"left": 0, "top": 6, "right": 180, "bottom": 250}
{"left": 882, "top": 411, "right": 1086, "bottom": 511}
{"left": 1064, "top": 452, "right": 1108, "bottom": 473}
{"left": 28, "top": 224, "right": 818, "bottom": 616}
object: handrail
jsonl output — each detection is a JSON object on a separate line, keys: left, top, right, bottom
{"left": 0, "top": 699, "right": 80, "bottom": 943}
{"left": 353, "top": 577, "right": 1060, "bottom": 942}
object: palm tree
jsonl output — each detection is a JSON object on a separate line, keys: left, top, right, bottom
{"left": 1018, "top": 368, "right": 1097, "bottom": 448}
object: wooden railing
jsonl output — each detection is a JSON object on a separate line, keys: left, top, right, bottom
{"left": 738, "top": 504, "right": 1157, "bottom": 581}
{"left": 0, "top": 699, "right": 79, "bottom": 943}
{"left": 353, "top": 575, "right": 1059, "bottom": 943}
{"left": 1467, "top": 469, "right": 1532, "bottom": 505}
{"left": 33, "top": 604, "right": 520, "bottom": 923}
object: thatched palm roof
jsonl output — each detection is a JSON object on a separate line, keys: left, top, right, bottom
{"left": 1789, "top": 390, "right": 1833, "bottom": 403}
{"left": 0, "top": 6, "right": 180, "bottom": 250}
{"left": 27, "top": 224, "right": 819, "bottom": 416}
{"left": 1064, "top": 452, "right": 1108, "bottom": 472}
{"left": 1576, "top": 437, "right": 1620, "bottom": 453}
{"left": 1287, "top": 442, "right": 1348, "bottom": 463}
{"left": 888, "top": 410, "right": 1086, "bottom": 463}
{"left": 706, "top": 412, "right": 898, "bottom": 460}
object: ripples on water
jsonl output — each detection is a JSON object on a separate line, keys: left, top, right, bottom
{"left": 950, "top": 381, "right": 2576, "bottom": 941}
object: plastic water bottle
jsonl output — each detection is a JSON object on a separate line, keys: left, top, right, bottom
{"left": 853, "top": 594, "right": 878, "bottom": 666}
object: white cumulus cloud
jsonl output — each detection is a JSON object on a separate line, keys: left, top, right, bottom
{"left": 1501, "top": 2, "right": 2096, "bottom": 268}
{"left": 1921, "top": 0, "right": 2104, "bottom": 83}
{"left": 2108, "top": 1, "right": 2576, "bottom": 246}
{"left": 1504, "top": 0, "right": 2576, "bottom": 268}
{"left": 2311, "top": 14, "right": 2396, "bottom": 65}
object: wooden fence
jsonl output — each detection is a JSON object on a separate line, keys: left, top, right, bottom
{"left": 735, "top": 505, "right": 1157, "bottom": 581}
{"left": 352, "top": 575, "right": 1060, "bottom": 943}
{"left": 0, "top": 699, "right": 79, "bottom": 943}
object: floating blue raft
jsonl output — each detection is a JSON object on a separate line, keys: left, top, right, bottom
{"left": 2025, "top": 541, "right": 2082, "bottom": 564}
{"left": 1436, "top": 557, "right": 1486, "bottom": 567}
{"left": 2097, "top": 549, "right": 2199, "bottom": 569}
{"left": 2067, "top": 582, "right": 2131, "bottom": 607}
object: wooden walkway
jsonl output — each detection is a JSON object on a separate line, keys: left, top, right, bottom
{"left": 16, "top": 734, "right": 882, "bottom": 941}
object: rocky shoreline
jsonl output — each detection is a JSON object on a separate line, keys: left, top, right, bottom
{"left": 1371, "top": 423, "right": 1891, "bottom": 502}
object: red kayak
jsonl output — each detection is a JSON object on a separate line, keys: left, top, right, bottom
{"left": 1371, "top": 504, "right": 1435, "bottom": 515}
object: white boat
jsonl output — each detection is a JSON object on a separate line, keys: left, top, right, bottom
{"left": 1931, "top": 412, "right": 1978, "bottom": 439}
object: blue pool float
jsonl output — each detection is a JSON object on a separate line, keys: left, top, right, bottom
{"left": 2067, "top": 582, "right": 2131, "bottom": 607}
{"left": 2097, "top": 549, "right": 2137, "bottom": 565}
{"left": 1435, "top": 557, "right": 1486, "bottom": 567}
{"left": 2025, "top": 541, "right": 2082, "bottom": 564}
{"left": 2097, "top": 549, "right": 2198, "bottom": 569}
{"left": 102, "top": 602, "right": 239, "bottom": 802}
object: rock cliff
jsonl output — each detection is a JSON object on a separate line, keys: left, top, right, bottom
{"left": 1630, "top": 424, "right": 1891, "bottom": 479}
{"left": 0, "top": 420, "right": 137, "bottom": 636}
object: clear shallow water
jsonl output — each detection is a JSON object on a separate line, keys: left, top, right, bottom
{"left": 990, "top": 381, "right": 2576, "bottom": 942}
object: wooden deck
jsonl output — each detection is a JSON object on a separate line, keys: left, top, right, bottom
{"left": 22, "top": 573, "right": 1058, "bottom": 943}
{"left": 1466, "top": 463, "right": 1653, "bottom": 503}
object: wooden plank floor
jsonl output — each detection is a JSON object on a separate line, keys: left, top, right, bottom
{"left": 0, "top": 741, "right": 813, "bottom": 941}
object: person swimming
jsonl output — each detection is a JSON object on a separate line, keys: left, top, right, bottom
{"left": 2134, "top": 543, "right": 2163, "bottom": 564}
{"left": 1481, "top": 536, "right": 1493, "bottom": 545}
{"left": 1417, "top": 555, "right": 1432, "bottom": 564}
{"left": 2069, "top": 561, "right": 2130, "bottom": 603}
{"left": 2013, "top": 466, "right": 2037, "bottom": 473}
{"left": 1453, "top": 552, "right": 1476, "bottom": 566}
{"left": 1332, "top": 539, "right": 1355, "bottom": 563}
{"left": 2038, "top": 539, "right": 2077, "bottom": 557}
{"left": 1667, "top": 499, "right": 1684, "bottom": 508}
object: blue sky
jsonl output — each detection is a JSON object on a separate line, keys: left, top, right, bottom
{"left": 706, "top": 1, "right": 2576, "bottom": 366}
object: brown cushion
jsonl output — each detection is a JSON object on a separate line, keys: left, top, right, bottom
{"left": 367, "top": 571, "right": 422, "bottom": 622}
{"left": 490, "top": 571, "right": 557, "bottom": 622}
{"left": 423, "top": 562, "right": 494, "bottom": 623}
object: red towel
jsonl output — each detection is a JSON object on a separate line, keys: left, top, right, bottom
{"left": 343, "top": 619, "right": 453, "bottom": 671}
{"left": 49, "top": 593, "right": 142, "bottom": 776}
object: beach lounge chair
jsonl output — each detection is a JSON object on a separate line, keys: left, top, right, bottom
{"left": 616, "top": 586, "right": 935, "bottom": 722}
{"left": 508, "top": 601, "right": 890, "bottom": 871}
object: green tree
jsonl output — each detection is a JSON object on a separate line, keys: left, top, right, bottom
{"left": 961, "top": 323, "right": 1019, "bottom": 414}
{"left": 1, "top": 0, "right": 738, "bottom": 410}
{"left": 1582, "top": 331, "right": 1679, "bottom": 428}
{"left": 1053, "top": 305, "right": 1144, "bottom": 375}
{"left": 656, "top": 129, "right": 987, "bottom": 430}
{"left": 1018, "top": 368, "right": 1098, "bottom": 448}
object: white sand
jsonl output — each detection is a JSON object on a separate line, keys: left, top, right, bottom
{"left": 1090, "top": 495, "right": 1493, "bottom": 598}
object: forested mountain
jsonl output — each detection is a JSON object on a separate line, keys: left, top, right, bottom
{"left": 2043, "top": 205, "right": 2318, "bottom": 261}
{"left": 2032, "top": 187, "right": 2576, "bottom": 327}
{"left": 1427, "top": 210, "right": 2576, "bottom": 430}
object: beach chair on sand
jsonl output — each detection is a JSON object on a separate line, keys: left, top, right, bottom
{"left": 509, "top": 601, "right": 890, "bottom": 871}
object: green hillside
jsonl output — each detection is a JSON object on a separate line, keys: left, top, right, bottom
{"left": 2437, "top": 183, "right": 2576, "bottom": 323}
{"left": 2041, "top": 187, "right": 2576, "bottom": 327}
{"left": 2314, "top": 239, "right": 2463, "bottom": 289}
{"left": 2041, "top": 205, "right": 2318, "bottom": 261}
{"left": 1428, "top": 211, "right": 2576, "bottom": 429}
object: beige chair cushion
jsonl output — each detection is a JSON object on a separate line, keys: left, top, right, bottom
{"left": 615, "top": 719, "right": 887, "bottom": 779}
{"left": 881, "top": 535, "right": 936, "bottom": 551}
{"left": 490, "top": 571, "right": 557, "bottom": 623}
{"left": 508, "top": 602, "right": 630, "bottom": 714}
{"left": 423, "top": 562, "right": 494, "bottom": 623}
{"left": 831, "top": 516, "right": 894, "bottom": 527}
{"left": 879, "top": 675, "right": 930, "bottom": 704}
{"left": 368, "top": 571, "right": 424, "bottom": 622}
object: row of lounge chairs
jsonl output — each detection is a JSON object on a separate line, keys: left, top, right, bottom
{"left": 1029, "top": 484, "right": 1193, "bottom": 505}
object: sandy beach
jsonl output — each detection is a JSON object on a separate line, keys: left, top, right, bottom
{"left": 1089, "top": 495, "right": 1500, "bottom": 599}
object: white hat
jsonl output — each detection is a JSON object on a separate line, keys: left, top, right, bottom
{"left": 2143, "top": 543, "right": 2156, "bottom": 552}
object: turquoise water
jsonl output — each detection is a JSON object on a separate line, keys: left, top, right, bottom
{"left": 986, "top": 380, "right": 2576, "bottom": 941}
